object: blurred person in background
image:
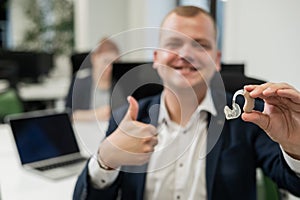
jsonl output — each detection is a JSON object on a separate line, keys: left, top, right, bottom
{"left": 66, "top": 38, "right": 119, "bottom": 121}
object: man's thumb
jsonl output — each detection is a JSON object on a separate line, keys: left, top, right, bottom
{"left": 242, "top": 111, "right": 269, "bottom": 131}
{"left": 125, "top": 96, "right": 139, "bottom": 121}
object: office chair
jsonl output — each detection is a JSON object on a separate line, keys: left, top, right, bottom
{"left": 220, "top": 63, "right": 266, "bottom": 93}
{"left": 70, "top": 52, "right": 90, "bottom": 75}
{"left": 0, "top": 61, "right": 24, "bottom": 122}
{"left": 0, "top": 83, "right": 23, "bottom": 122}
{"left": 257, "top": 169, "right": 280, "bottom": 200}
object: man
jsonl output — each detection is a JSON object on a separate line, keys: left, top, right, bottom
{"left": 73, "top": 6, "right": 300, "bottom": 200}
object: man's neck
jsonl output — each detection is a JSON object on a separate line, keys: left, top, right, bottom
{"left": 164, "top": 85, "right": 207, "bottom": 126}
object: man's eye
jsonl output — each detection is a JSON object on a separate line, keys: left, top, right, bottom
{"left": 192, "top": 41, "right": 211, "bottom": 50}
{"left": 165, "top": 41, "right": 182, "bottom": 49}
{"left": 202, "top": 45, "right": 211, "bottom": 49}
{"left": 199, "top": 43, "right": 211, "bottom": 50}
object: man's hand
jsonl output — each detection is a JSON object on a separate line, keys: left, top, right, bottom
{"left": 98, "top": 96, "right": 158, "bottom": 169}
{"left": 242, "top": 82, "right": 300, "bottom": 160}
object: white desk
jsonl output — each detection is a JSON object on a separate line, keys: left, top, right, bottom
{"left": 0, "top": 121, "right": 107, "bottom": 200}
{"left": 17, "top": 76, "right": 70, "bottom": 110}
{"left": 2, "top": 121, "right": 299, "bottom": 200}
{"left": 18, "top": 77, "right": 70, "bottom": 102}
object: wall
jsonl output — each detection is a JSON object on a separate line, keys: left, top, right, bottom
{"left": 223, "top": 0, "right": 300, "bottom": 89}
{"left": 74, "top": 0, "right": 128, "bottom": 52}
{"left": 74, "top": 0, "right": 176, "bottom": 60}
{"left": 125, "top": 0, "right": 176, "bottom": 61}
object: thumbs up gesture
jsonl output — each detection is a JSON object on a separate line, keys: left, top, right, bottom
{"left": 98, "top": 96, "right": 158, "bottom": 169}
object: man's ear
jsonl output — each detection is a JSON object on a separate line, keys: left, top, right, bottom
{"left": 153, "top": 50, "right": 158, "bottom": 69}
{"left": 215, "top": 50, "right": 222, "bottom": 72}
{"left": 90, "top": 53, "right": 97, "bottom": 64}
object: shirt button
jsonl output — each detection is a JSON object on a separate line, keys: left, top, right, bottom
{"left": 101, "top": 179, "right": 106, "bottom": 183}
{"left": 183, "top": 130, "right": 187, "bottom": 134}
{"left": 177, "top": 195, "right": 181, "bottom": 199}
{"left": 179, "top": 163, "right": 183, "bottom": 167}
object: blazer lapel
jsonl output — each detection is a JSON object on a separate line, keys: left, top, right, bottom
{"left": 206, "top": 86, "right": 227, "bottom": 200}
{"left": 206, "top": 120, "right": 225, "bottom": 200}
{"left": 131, "top": 94, "right": 161, "bottom": 198}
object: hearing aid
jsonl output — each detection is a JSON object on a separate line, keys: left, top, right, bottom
{"left": 242, "top": 90, "right": 255, "bottom": 113}
{"left": 224, "top": 89, "right": 255, "bottom": 120}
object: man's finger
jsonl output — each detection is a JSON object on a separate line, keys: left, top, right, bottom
{"left": 241, "top": 111, "right": 270, "bottom": 132}
{"left": 124, "top": 96, "right": 139, "bottom": 121}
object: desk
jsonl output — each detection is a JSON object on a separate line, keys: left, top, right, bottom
{"left": 18, "top": 78, "right": 69, "bottom": 101}
{"left": 17, "top": 76, "right": 70, "bottom": 110}
{"left": 0, "top": 121, "right": 107, "bottom": 200}
{"left": 2, "top": 121, "right": 299, "bottom": 200}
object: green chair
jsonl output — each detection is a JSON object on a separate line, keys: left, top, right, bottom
{"left": 257, "top": 168, "right": 280, "bottom": 200}
{"left": 0, "top": 88, "right": 23, "bottom": 121}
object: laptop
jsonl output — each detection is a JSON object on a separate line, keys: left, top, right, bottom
{"left": 5, "top": 110, "right": 87, "bottom": 180}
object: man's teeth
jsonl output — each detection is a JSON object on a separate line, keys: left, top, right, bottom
{"left": 174, "top": 67, "right": 198, "bottom": 71}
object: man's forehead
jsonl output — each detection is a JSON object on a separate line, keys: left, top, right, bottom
{"left": 160, "top": 31, "right": 194, "bottom": 42}
{"left": 161, "top": 13, "right": 216, "bottom": 40}
{"left": 163, "top": 13, "right": 212, "bottom": 26}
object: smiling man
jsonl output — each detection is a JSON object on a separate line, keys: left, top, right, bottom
{"left": 73, "top": 6, "right": 300, "bottom": 200}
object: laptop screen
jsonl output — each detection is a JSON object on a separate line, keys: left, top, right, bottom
{"left": 9, "top": 112, "right": 80, "bottom": 164}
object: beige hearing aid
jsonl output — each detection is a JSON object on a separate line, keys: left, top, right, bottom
{"left": 224, "top": 89, "right": 255, "bottom": 120}
{"left": 242, "top": 90, "right": 255, "bottom": 113}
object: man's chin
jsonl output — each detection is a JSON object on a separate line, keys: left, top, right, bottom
{"left": 165, "top": 81, "right": 207, "bottom": 92}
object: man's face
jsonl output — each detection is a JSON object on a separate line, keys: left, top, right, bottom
{"left": 153, "top": 13, "right": 221, "bottom": 91}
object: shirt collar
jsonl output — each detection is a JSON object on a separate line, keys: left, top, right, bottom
{"left": 158, "top": 89, "right": 217, "bottom": 125}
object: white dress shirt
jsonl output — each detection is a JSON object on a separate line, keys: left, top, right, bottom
{"left": 88, "top": 90, "right": 300, "bottom": 198}
{"left": 143, "top": 90, "right": 216, "bottom": 200}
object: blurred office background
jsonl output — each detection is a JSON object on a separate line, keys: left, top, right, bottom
{"left": 1, "top": 0, "right": 300, "bottom": 112}
{"left": 0, "top": 0, "right": 300, "bottom": 199}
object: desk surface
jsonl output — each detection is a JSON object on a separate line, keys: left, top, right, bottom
{"left": 18, "top": 76, "right": 70, "bottom": 101}
{"left": 0, "top": 121, "right": 107, "bottom": 200}
{"left": 2, "top": 122, "right": 299, "bottom": 200}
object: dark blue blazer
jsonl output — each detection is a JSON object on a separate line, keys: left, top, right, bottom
{"left": 73, "top": 92, "right": 300, "bottom": 200}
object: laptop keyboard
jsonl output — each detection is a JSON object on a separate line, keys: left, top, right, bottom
{"left": 36, "top": 157, "right": 87, "bottom": 171}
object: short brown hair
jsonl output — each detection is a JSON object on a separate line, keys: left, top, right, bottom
{"left": 173, "top": 5, "right": 210, "bottom": 17}
{"left": 161, "top": 6, "right": 217, "bottom": 39}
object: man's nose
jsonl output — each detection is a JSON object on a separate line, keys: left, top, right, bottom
{"left": 178, "top": 44, "right": 195, "bottom": 63}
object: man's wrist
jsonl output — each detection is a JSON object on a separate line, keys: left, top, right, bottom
{"left": 281, "top": 146, "right": 300, "bottom": 177}
{"left": 285, "top": 152, "right": 300, "bottom": 160}
{"left": 280, "top": 145, "right": 300, "bottom": 160}
{"left": 97, "top": 145, "right": 117, "bottom": 170}
{"left": 88, "top": 156, "right": 120, "bottom": 189}
{"left": 97, "top": 154, "right": 113, "bottom": 170}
